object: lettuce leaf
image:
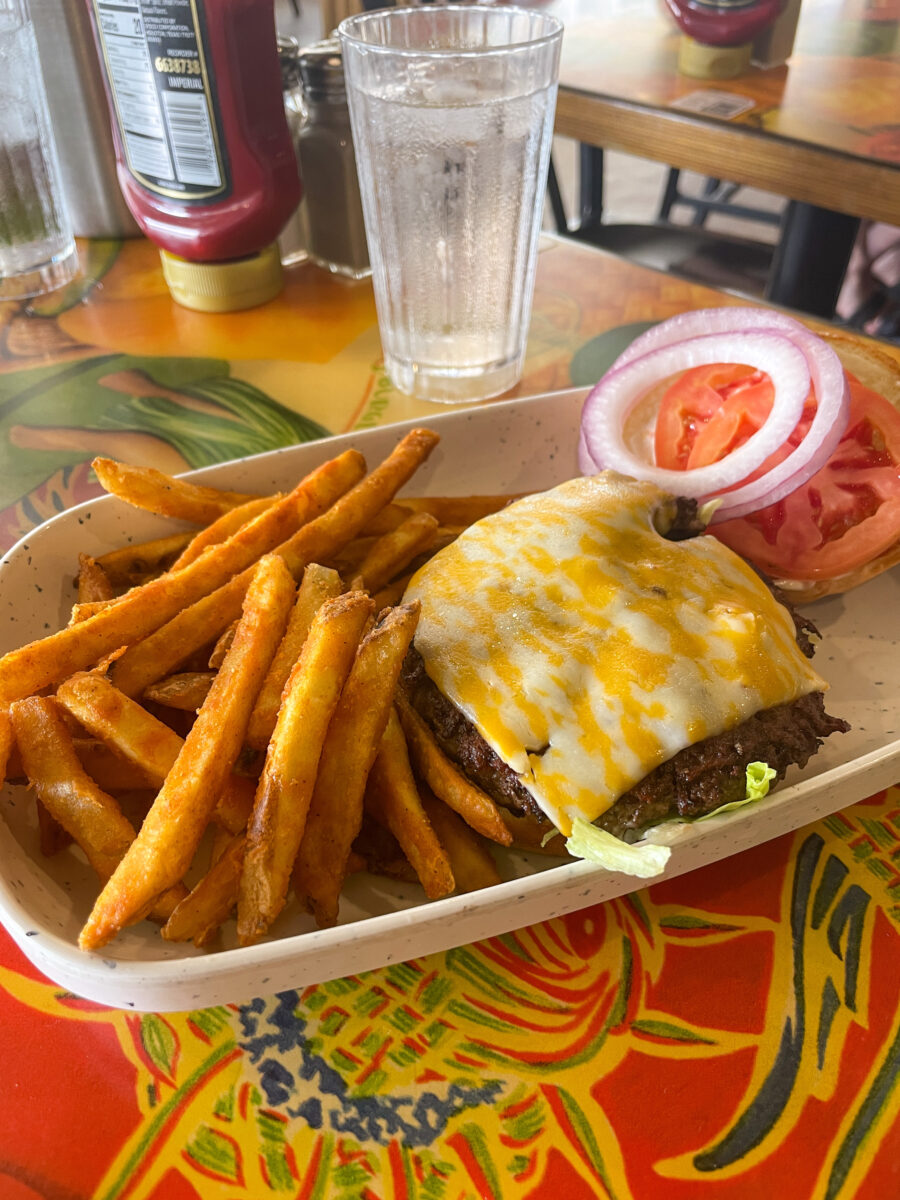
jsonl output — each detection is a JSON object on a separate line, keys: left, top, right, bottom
{"left": 565, "top": 819, "right": 671, "bottom": 878}
{"left": 693, "top": 761, "right": 777, "bottom": 823}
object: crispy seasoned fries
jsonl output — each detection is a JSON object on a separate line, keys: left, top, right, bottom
{"left": 79, "top": 555, "right": 296, "bottom": 949}
{"left": 162, "top": 833, "right": 247, "bottom": 946}
{"left": 397, "top": 493, "right": 525, "bottom": 525}
{"left": 77, "top": 554, "right": 115, "bottom": 604}
{"left": 395, "top": 693, "right": 513, "bottom": 846}
{"left": 56, "top": 670, "right": 255, "bottom": 832}
{"left": 0, "top": 427, "right": 571, "bottom": 957}
{"left": 365, "top": 708, "right": 454, "bottom": 899}
{"left": 0, "top": 453, "right": 361, "bottom": 707}
{"left": 93, "top": 456, "right": 263, "bottom": 524}
{"left": 421, "top": 795, "right": 502, "bottom": 892}
{"left": 172, "top": 495, "right": 278, "bottom": 570}
{"left": 294, "top": 601, "right": 421, "bottom": 928}
{"left": 356, "top": 511, "right": 440, "bottom": 594}
{"left": 10, "top": 697, "right": 187, "bottom": 916}
{"left": 238, "top": 590, "right": 374, "bottom": 944}
{"left": 143, "top": 672, "right": 216, "bottom": 711}
{"left": 245, "top": 563, "right": 342, "bottom": 752}
{"left": 96, "top": 531, "right": 193, "bottom": 586}
{"left": 276, "top": 429, "right": 440, "bottom": 579}
{"left": 110, "top": 572, "right": 250, "bottom": 697}
{"left": 208, "top": 623, "right": 237, "bottom": 670}
{"left": 0, "top": 711, "right": 12, "bottom": 785}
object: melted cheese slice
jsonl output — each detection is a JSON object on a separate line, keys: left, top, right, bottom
{"left": 405, "top": 473, "right": 826, "bottom": 837}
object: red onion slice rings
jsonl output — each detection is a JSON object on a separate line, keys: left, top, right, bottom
{"left": 579, "top": 308, "right": 851, "bottom": 520}
{"left": 581, "top": 331, "right": 811, "bottom": 500}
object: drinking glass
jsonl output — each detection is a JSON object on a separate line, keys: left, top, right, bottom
{"left": 0, "top": 0, "right": 78, "bottom": 299}
{"left": 339, "top": 5, "right": 563, "bottom": 403}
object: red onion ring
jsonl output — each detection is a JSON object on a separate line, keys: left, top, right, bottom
{"left": 580, "top": 307, "right": 851, "bottom": 521}
{"left": 581, "top": 331, "right": 811, "bottom": 499}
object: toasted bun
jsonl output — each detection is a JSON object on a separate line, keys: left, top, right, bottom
{"left": 769, "top": 332, "right": 900, "bottom": 604}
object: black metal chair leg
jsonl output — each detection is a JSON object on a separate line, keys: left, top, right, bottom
{"left": 546, "top": 156, "right": 568, "bottom": 235}
{"left": 766, "top": 202, "right": 860, "bottom": 318}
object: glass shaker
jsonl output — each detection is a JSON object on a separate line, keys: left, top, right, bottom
{"left": 296, "top": 38, "right": 370, "bottom": 281}
{"left": 277, "top": 34, "right": 309, "bottom": 267}
{"left": 0, "top": 0, "right": 78, "bottom": 298}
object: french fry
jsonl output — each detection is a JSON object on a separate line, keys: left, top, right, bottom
{"left": 372, "top": 573, "right": 413, "bottom": 612}
{"left": 56, "top": 672, "right": 255, "bottom": 834}
{"left": 93, "top": 457, "right": 263, "bottom": 524}
{"left": 162, "top": 833, "right": 247, "bottom": 946}
{"left": 356, "top": 512, "right": 440, "bottom": 594}
{"left": 208, "top": 623, "right": 237, "bottom": 670}
{"left": 396, "top": 493, "right": 526, "bottom": 526}
{"left": 294, "top": 600, "right": 421, "bottom": 928}
{"left": 77, "top": 554, "right": 115, "bottom": 603}
{"left": 143, "top": 672, "right": 216, "bottom": 711}
{"left": 276, "top": 429, "right": 441, "bottom": 580}
{"left": 353, "top": 817, "right": 420, "bottom": 883}
{"left": 244, "top": 563, "right": 342, "bottom": 751}
{"left": 421, "top": 794, "right": 502, "bottom": 892}
{"left": 365, "top": 708, "right": 454, "bottom": 899}
{"left": 238, "top": 590, "right": 374, "bottom": 944}
{"left": 171, "top": 495, "right": 278, "bottom": 570}
{"left": 79, "top": 553, "right": 296, "bottom": 950}
{"left": 36, "top": 797, "right": 72, "bottom": 856}
{"left": 9, "top": 697, "right": 187, "bottom": 916}
{"left": 96, "top": 531, "right": 193, "bottom": 586}
{"left": 110, "top": 572, "right": 250, "bottom": 697}
{"left": 69, "top": 598, "right": 117, "bottom": 626}
{"left": 72, "top": 740, "right": 158, "bottom": 792}
{"left": 0, "top": 452, "right": 361, "bottom": 707}
{"left": 109, "top": 429, "right": 439, "bottom": 700}
{"left": 0, "top": 710, "right": 12, "bottom": 784}
{"left": 360, "top": 502, "right": 411, "bottom": 536}
{"left": 395, "top": 693, "right": 513, "bottom": 846}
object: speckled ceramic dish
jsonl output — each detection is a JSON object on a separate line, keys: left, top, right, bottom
{"left": 1, "top": 388, "right": 898, "bottom": 1011}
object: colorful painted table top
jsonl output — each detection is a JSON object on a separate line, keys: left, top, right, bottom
{"left": 2, "top": 237, "right": 900, "bottom": 1200}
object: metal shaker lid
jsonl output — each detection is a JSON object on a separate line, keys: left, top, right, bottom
{"left": 298, "top": 38, "right": 346, "bottom": 100}
{"left": 277, "top": 34, "right": 302, "bottom": 90}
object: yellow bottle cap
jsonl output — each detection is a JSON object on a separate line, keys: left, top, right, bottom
{"left": 159, "top": 243, "right": 283, "bottom": 313}
{"left": 678, "top": 36, "right": 752, "bottom": 79}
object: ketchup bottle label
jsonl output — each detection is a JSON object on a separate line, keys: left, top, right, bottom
{"left": 91, "top": 0, "right": 230, "bottom": 202}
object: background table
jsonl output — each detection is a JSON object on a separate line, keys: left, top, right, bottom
{"left": 2, "top": 238, "right": 900, "bottom": 1200}
{"left": 546, "top": 0, "right": 900, "bottom": 316}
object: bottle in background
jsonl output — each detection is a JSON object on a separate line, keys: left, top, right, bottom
{"left": 0, "top": 0, "right": 79, "bottom": 299}
{"left": 277, "top": 33, "right": 310, "bottom": 267}
{"left": 86, "top": 0, "right": 301, "bottom": 312}
{"left": 296, "top": 38, "right": 370, "bottom": 281}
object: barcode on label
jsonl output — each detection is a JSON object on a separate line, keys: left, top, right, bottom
{"left": 161, "top": 91, "right": 222, "bottom": 188}
{"left": 670, "top": 90, "right": 755, "bottom": 120}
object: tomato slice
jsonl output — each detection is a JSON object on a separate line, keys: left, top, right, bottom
{"left": 655, "top": 367, "right": 900, "bottom": 581}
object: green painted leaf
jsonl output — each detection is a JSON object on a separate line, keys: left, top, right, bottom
{"left": 632, "top": 1018, "right": 716, "bottom": 1044}
{"left": 659, "top": 915, "right": 738, "bottom": 931}
{"left": 140, "top": 1013, "right": 179, "bottom": 1079}
{"left": 185, "top": 1125, "right": 241, "bottom": 1184}
{"left": 569, "top": 322, "right": 656, "bottom": 387}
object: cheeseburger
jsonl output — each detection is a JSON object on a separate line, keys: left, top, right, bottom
{"left": 401, "top": 472, "right": 848, "bottom": 854}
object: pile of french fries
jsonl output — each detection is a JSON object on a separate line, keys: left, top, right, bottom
{"left": 0, "top": 430, "right": 566, "bottom": 954}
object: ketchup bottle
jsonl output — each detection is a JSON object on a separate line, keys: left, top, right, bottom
{"left": 665, "top": 0, "right": 784, "bottom": 77}
{"left": 87, "top": 0, "right": 301, "bottom": 311}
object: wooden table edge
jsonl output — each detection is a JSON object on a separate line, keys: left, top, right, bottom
{"left": 556, "top": 88, "right": 900, "bottom": 226}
